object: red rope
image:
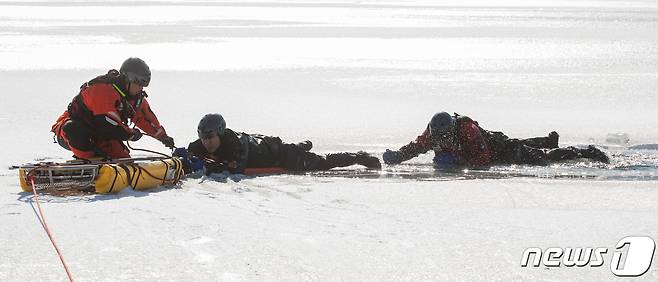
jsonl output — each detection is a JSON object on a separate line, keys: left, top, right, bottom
{"left": 29, "top": 177, "right": 74, "bottom": 282}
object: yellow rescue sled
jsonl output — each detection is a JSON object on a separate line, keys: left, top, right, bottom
{"left": 18, "top": 157, "right": 184, "bottom": 194}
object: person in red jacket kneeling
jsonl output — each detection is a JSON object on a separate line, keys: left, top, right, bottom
{"left": 51, "top": 57, "right": 175, "bottom": 159}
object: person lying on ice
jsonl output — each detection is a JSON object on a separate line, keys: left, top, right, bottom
{"left": 382, "top": 111, "right": 610, "bottom": 169}
{"left": 51, "top": 58, "right": 175, "bottom": 159}
{"left": 175, "top": 113, "right": 381, "bottom": 175}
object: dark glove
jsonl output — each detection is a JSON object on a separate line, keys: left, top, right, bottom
{"left": 129, "top": 129, "right": 143, "bottom": 141}
{"left": 190, "top": 156, "right": 205, "bottom": 172}
{"left": 382, "top": 149, "right": 402, "bottom": 165}
{"left": 172, "top": 148, "right": 205, "bottom": 173}
{"left": 160, "top": 136, "right": 175, "bottom": 149}
{"left": 173, "top": 147, "right": 188, "bottom": 158}
{"left": 433, "top": 152, "right": 459, "bottom": 169}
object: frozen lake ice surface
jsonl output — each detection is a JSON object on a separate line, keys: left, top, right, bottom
{"left": 1, "top": 0, "right": 658, "bottom": 280}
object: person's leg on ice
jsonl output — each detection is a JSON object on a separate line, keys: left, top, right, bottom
{"left": 323, "top": 152, "right": 382, "bottom": 170}
{"left": 58, "top": 119, "right": 104, "bottom": 159}
{"left": 281, "top": 149, "right": 326, "bottom": 171}
{"left": 96, "top": 139, "right": 131, "bottom": 159}
{"left": 280, "top": 143, "right": 381, "bottom": 171}
{"left": 579, "top": 145, "right": 610, "bottom": 163}
{"left": 546, "top": 145, "right": 609, "bottom": 164}
{"left": 517, "top": 131, "right": 559, "bottom": 149}
{"left": 510, "top": 144, "right": 609, "bottom": 165}
{"left": 489, "top": 131, "right": 560, "bottom": 165}
{"left": 56, "top": 118, "right": 131, "bottom": 160}
{"left": 513, "top": 145, "right": 549, "bottom": 165}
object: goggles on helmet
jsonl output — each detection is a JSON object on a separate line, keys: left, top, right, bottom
{"left": 198, "top": 129, "right": 220, "bottom": 140}
{"left": 125, "top": 72, "right": 150, "bottom": 87}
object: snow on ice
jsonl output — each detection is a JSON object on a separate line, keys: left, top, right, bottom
{"left": 1, "top": 0, "right": 658, "bottom": 280}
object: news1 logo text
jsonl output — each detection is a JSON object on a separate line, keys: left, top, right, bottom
{"left": 521, "top": 236, "right": 656, "bottom": 277}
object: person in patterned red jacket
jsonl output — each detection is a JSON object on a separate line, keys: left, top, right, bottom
{"left": 51, "top": 58, "right": 175, "bottom": 159}
{"left": 383, "top": 112, "right": 609, "bottom": 168}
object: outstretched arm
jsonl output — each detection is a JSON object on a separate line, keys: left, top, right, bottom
{"left": 133, "top": 98, "right": 175, "bottom": 148}
{"left": 384, "top": 128, "right": 433, "bottom": 164}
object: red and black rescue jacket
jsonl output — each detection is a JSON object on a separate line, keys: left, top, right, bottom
{"left": 396, "top": 114, "right": 492, "bottom": 167}
{"left": 52, "top": 70, "right": 167, "bottom": 141}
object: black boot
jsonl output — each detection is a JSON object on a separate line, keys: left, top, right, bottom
{"left": 546, "top": 146, "right": 580, "bottom": 162}
{"left": 355, "top": 151, "right": 382, "bottom": 169}
{"left": 579, "top": 145, "right": 610, "bottom": 164}
{"left": 548, "top": 131, "right": 559, "bottom": 148}
{"left": 546, "top": 146, "right": 610, "bottom": 164}
{"left": 514, "top": 145, "right": 548, "bottom": 165}
{"left": 324, "top": 152, "right": 382, "bottom": 170}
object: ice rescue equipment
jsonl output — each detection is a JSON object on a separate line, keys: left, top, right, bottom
{"left": 18, "top": 157, "right": 184, "bottom": 194}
